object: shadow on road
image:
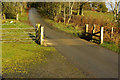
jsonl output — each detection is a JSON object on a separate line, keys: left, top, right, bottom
{"left": 77, "top": 32, "right": 100, "bottom": 44}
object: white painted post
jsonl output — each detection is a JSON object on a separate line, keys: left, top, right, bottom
{"left": 100, "top": 27, "right": 104, "bottom": 44}
{"left": 93, "top": 24, "right": 95, "bottom": 34}
{"left": 41, "top": 26, "right": 44, "bottom": 45}
{"left": 111, "top": 27, "right": 113, "bottom": 38}
{"left": 16, "top": 14, "right": 19, "bottom": 21}
{"left": 85, "top": 24, "right": 88, "bottom": 36}
{"left": 92, "top": 24, "right": 96, "bottom": 40}
{"left": 37, "top": 24, "right": 41, "bottom": 41}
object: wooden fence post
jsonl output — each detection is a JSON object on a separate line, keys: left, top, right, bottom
{"left": 36, "top": 24, "right": 40, "bottom": 41}
{"left": 93, "top": 24, "right": 95, "bottom": 34}
{"left": 35, "top": 24, "right": 38, "bottom": 29}
{"left": 85, "top": 24, "right": 88, "bottom": 36}
{"left": 35, "top": 24, "right": 38, "bottom": 33}
{"left": 40, "top": 26, "right": 44, "bottom": 45}
{"left": 111, "top": 27, "right": 113, "bottom": 38}
{"left": 16, "top": 14, "right": 19, "bottom": 21}
{"left": 92, "top": 24, "right": 96, "bottom": 40}
{"left": 100, "top": 27, "right": 104, "bottom": 44}
{"left": 38, "top": 24, "right": 41, "bottom": 42}
{"left": 35, "top": 24, "right": 38, "bottom": 39}
{"left": 38, "top": 24, "right": 40, "bottom": 30}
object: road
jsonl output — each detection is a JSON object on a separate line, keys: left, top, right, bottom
{"left": 29, "top": 8, "right": 118, "bottom": 78}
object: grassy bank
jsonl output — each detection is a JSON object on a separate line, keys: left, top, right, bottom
{"left": 84, "top": 10, "right": 114, "bottom": 22}
{"left": 2, "top": 11, "right": 57, "bottom": 78}
{"left": 45, "top": 19, "right": 83, "bottom": 37}
{"left": 100, "top": 42, "right": 120, "bottom": 53}
{"left": 2, "top": 9, "right": 86, "bottom": 78}
{"left": 73, "top": 10, "right": 114, "bottom": 22}
{"left": 2, "top": 42, "right": 57, "bottom": 77}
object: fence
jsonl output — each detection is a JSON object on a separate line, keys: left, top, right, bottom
{"left": 85, "top": 24, "right": 120, "bottom": 45}
{"left": 85, "top": 24, "right": 103, "bottom": 44}
{"left": 35, "top": 24, "right": 44, "bottom": 45}
{"left": 1, "top": 27, "right": 36, "bottom": 43}
{"left": 104, "top": 26, "right": 120, "bottom": 46}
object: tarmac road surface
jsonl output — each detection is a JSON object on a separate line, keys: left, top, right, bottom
{"left": 29, "top": 8, "right": 118, "bottom": 78}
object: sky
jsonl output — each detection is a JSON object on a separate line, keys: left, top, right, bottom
{"left": 105, "top": 0, "right": 120, "bottom": 12}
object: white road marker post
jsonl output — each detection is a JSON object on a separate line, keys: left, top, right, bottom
{"left": 40, "top": 26, "right": 44, "bottom": 45}
{"left": 111, "top": 27, "right": 114, "bottom": 38}
{"left": 16, "top": 14, "right": 19, "bottom": 21}
{"left": 85, "top": 24, "right": 88, "bottom": 36}
{"left": 37, "top": 24, "right": 41, "bottom": 42}
{"left": 100, "top": 27, "right": 104, "bottom": 44}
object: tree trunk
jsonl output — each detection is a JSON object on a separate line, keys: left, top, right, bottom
{"left": 64, "top": 6, "right": 66, "bottom": 23}
{"left": 79, "top": 3, "right": 86, "bottom": 16}
{"left": 68, "top": 2, "right": 74, "bottom": 23}
{"left": 16, "top": 14, "right": 19, "bottom": 21}
{"left": 3, "top": 14, "right": 6, "bottom": 20}
{"left": 116, "top": 2, "right": 119, "bottom": 22}
{"left": 111, "top": 2, "right": 119, "bottom": 22}
{"left": 69, "top": 2, "right": 71, "bottom": 17}
{"left": 59, "top": 3, "right": 61, "bottom": 15}
{"left": 77, "top": 9, "right": 80, "bottom": 15}
{"left": 80, "top": 5, "right": 84, "bottom": 16}
{"left": 68, "top": 2, "right": 71, "bottom": 23}
{"left": 77, "top": 2, "right": 80, "bottom": 15}
{"left": 23, "top": 2, "right": 27, "bottom": 9}
{"left": 21, "top": 6, "right": 22, "bottom": 15}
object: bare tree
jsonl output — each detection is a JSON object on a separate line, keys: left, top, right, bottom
{"left": 68, "top": 2, "right": 74, "bottom": 23}
{"left": 63, "top": 4, "right": 66, "bottom": 23}
{"left": 77, "top": 2, "right": 87, "bottom": 16}
{"left": 109, "top": 1, "right": 120, "bottom": 22}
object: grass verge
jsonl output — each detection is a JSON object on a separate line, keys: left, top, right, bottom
{"left": 2, "top": 9, "right": 86, "bottom": 78}
{"left": 45, "top": 19, "right": 83, "bottom": 38}
{"left": 2, "top": 10, "right": 57, "bottom": 78}
{"left": 100, "top": 42, "right": 120, "bottom": 53}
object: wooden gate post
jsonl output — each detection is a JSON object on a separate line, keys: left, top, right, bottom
{"left": 100, "top": 27, "right": 104, "bottom": 44}
{"left": 36, "top": 24, "right": 40, "bottom": 41}
{"left": 35, "top": 24, "right": 38, "bottom": 39}
{"left": 111, "top": 27, "right": 113, "bottom": 38}
{"left": 85, "top": 24, "right": 88, "bottom": 36}
{"left": 16, "top": 14, "right": 19, "bottom": 21}
{"left": 35, "top": 24, "right": 38, "bottom": 29}
{"left": 93, "top": 24, "right": 96, "bottom": 34}
{"left": 92, "top": 24, "right": 96, "bottom": 40}
{"left": 40, "top": 26, "right": 44, "bottom": 45}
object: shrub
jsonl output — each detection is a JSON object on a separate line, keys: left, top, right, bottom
{"left": 54, "top": 15, "right": 63, "bottom": 22}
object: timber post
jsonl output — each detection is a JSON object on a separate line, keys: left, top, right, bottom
{"left": 100, "top": 27, "right": 104, "bottom": 44}
{"left": 111, "top": 27, "right": 114, "bottom": 38}
{"left": 40, "top": 26, "right": 44, "bottom": 46}
{"left": 92, "top": 24, "right": 96, "bottom": 40}
{"left": 85, "top": 24, "right": 88, "bottom": 36}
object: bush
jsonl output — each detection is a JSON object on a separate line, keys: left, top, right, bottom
{"left": 54, "top": 15, "right": 63, "bottom": 22}
{"left": 2, "top": 2, "right": 21, "bottom": 19}
{"left": 5, "top": 13, "right": 16, "bottom": 19}
{"left": 71, "top": 15, "right": 108, "bottom": 27}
